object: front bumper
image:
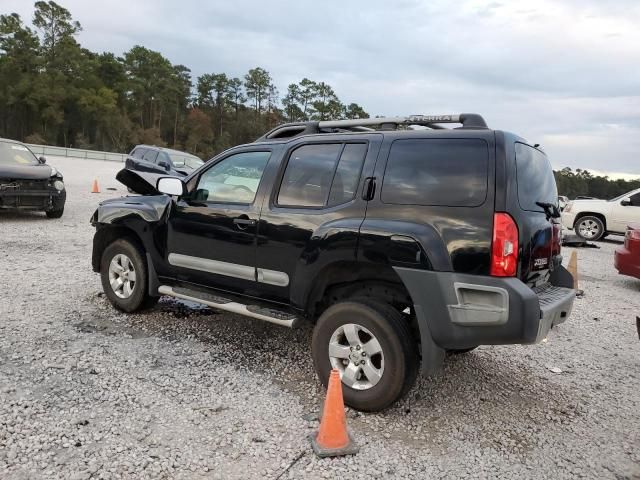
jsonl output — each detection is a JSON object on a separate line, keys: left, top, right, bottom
{"left": 394, "top": 266, "right": 576, "bottom": 355}
{"left": 0, "top": 189, "right": 66, "bottom": 210}
{"left": 561, "top": 211, "right": 577, "bottom": 230}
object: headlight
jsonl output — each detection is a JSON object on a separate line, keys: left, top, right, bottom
{"left": 53, "top": 180, "right": 64, "bottom": 191}
{"left": 564, "top": 202, "right": 572, "bottom": 213}
{"left": 50, "top": 167, "right": 57, "bottom": 176}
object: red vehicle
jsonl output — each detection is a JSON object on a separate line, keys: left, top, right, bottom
{"left": 615, "top": 224, "right": 640, "bottom": 279}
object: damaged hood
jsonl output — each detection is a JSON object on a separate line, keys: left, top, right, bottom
{"left": 0, "top": 163, "right": 53, "bottom": 180}
{"left": 116, "top": 168, "right": 166, "bottom": 195}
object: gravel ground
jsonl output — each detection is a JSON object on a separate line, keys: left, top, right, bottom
{"left": 1, "top": 156, "right": 639, "bottom": 479}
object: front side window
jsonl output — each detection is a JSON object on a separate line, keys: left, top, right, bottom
{"left": 195, "top": 151, "right": 271, "bottom": 204}
{"left": 381, "top": 139, "right": 488, "bottom": 207}
{"left": 277, "top": 143, "right": 367, "bottom": 208}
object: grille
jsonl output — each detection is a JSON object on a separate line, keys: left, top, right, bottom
{"left": 0, "top": 178, "right": 49, "bottom": 190}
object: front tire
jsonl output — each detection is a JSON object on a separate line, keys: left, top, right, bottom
{"left": 100, "top": 239, "right": 158, "bottom": 312}
{"left": 46, "top": 208, "right": 64, "bottom": 218}
{"left": 574, "top": 215, "right": 605, "bottom": 241}
{"left": 311, "top": 299, "right": 419, "bottom": 412}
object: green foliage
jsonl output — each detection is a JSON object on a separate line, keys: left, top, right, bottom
{"left": 0, "top": 2, "right": 370, "bottom": 158}
{"left": 554, "top": 168, "right": 640, "bottom": 199}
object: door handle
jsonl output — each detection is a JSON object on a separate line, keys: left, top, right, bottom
{"left": 362, "top": 177, "right": 376, "bottom": 201}
{"left": 233, "top": 217, "right": 257, "bottom": 229}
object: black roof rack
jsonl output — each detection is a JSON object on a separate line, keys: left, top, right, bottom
{"left": 255, "top": 113, "right": 488, "bottom": 142}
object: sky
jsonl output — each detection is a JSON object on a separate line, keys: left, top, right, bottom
{"left": 4, "top": 0, "right": 640, "bottom": 178}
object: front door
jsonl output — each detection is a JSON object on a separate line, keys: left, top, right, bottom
{"left": 166, "top": 149, "right": 273, "bottom": 295}
{"left": 610, "top": 191, "right": 640, "bottom": 232}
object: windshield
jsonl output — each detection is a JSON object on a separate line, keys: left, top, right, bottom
{"left": 170, "top": 154, "right": 203, "bottom": 170}
{"left": 0, "top": 141, "right": 38, "bottom": 165}
{"left": 609, "top": 189, "right": 640, "bottom": 202}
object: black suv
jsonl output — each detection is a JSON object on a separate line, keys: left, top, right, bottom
{"left": 125, "top": 145, "right": 203, "bottom": 177}
{"left": 91, "top": 114, "right": 575, "bottom": 411}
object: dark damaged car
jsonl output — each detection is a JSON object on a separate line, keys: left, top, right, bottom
{"left": 90, "top": 114, "right": 576, "bottom": 412}
{"left": 0, "top": 138, "right": 66, "bottom": 218}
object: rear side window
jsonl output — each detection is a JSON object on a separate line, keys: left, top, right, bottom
{"left": 381, "top": 139, "right": 488, "bottom": 207}
{"left": 131, "top": 148, "right": 146, "bottom": 159}
{"left": 277, "top": 143, "right": 367, "bottom": 208}
{"left": 515, "top": 143, "right": 558, "bottom": 212}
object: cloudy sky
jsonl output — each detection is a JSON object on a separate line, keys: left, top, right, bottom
{"left": 5, "top": 0, "right": 640, "bottom": 177}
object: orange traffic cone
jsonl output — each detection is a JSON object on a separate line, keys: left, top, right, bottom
{"left": 309, "top": 369, "right": 359, "bottom": 457}
{"left": 91, "top": 178, "right": 100, "bottom": 193}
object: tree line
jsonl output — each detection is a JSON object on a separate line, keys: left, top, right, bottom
{"left": 0, "top": 1, "right": 369, "bottom": 159}
{"left": 2, "top": 2, "right": 638, "bottom": 194}
{"left": 554, "top": 168, "right": 640, "bottom": 200}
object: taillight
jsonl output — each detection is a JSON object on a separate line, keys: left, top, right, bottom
{"left": 552, "top": 222, "right": 562, "bottom": 256}
{"left": 627, "top": 228, "right": 640, "bottom": 241}
{"left": 491, "top": 212, "right": 519, "bottom": 277}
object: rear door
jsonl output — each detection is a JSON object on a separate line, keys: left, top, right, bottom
{"left": 255, "top": 135, "right": 381, "bottom": 305}
{"left": 511, "top": 142, "right": 560, "bottom": 287}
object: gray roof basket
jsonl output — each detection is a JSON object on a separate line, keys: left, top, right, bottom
{"left": 256, "top": 113, "right": 488, "bottom": 142}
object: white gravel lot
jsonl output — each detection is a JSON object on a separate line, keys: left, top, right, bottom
{"left": 1, "top": 156, "right": 639, "bottom": 479}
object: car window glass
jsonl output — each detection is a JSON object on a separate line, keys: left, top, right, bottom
{"left": 515, "top": 143, "right": 558, "bottom": 213}
{"left": 131, "top": 148, "right": 146, "bottom": 159}
{"left": 196, "top": 151, "right": 271, "bottom": 204}
{"left": 381, "top": 139, "right": 488, "bottom": 207}
{"left": 143, "top": 149, "right": 158, "bottom": 163}
{"left": 629, "top": 192, "right": 640, "bottom": 207}
{"left": 328, "top": 143, "right": 367, "bottom": 207}
{"left": 277, "top": 144, "right": 343, "bottom": 207}
{"left": 0, "top": 142, "right": 38, "bottom": 165}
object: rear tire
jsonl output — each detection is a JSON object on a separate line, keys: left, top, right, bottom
{"left": 100, "top": 239, "right": 159, "bottom": 312}
{"left": 448, "top": 346, "right": 478, "bottom": 355}
{"left": 311, "top": 299, "right": 419, "bottom": 412}
{"left": 574, "top": 215, "right": 605, "bottom": 241}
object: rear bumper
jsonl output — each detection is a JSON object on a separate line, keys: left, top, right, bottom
{"left": 614, "top": 245, "right": 640, "bottom": 279}
{"left": 394, "top": 266, "right": 575, "bottom": 357}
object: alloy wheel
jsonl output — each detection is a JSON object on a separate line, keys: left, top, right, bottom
{"left": 108, "top": 253, "right": 137, "bottom": 299}
{"left": 328, "top": 323, "right": 385, "bottom": 390}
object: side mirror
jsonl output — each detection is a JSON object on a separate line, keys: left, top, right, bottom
{"left": 621, "top": 199, "right": 631, "bottom": 206}
{"left": 158, "top": 161, "right": 170, "bottom": 171}
{"left": 39, "top": 156, "right": 47, "bottom": 164}
{"left": 157, "top": 177, "right": 185, "bottom": 196}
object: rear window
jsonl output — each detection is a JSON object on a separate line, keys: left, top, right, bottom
{"left": 515, "top": 143, "right": 558, "bottom": 212}
{"left": 381, "top": 139, "right": 488, "bottom": 207}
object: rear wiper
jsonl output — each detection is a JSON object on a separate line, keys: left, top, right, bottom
{"left": 536, "top": 201, "right": 561, "bottom": 219}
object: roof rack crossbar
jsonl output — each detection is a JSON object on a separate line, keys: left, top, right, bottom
{"left": 317, "top": 113, "right": 487, "bottom": 130}
{"left": 255, "top": 113, "right": 487, "bottom": 142}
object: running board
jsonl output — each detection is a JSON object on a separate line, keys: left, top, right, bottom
{"left": 158, "top": 285, "right": 299, "bottom": 328}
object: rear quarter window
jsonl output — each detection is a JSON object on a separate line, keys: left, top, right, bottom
{"left": 381, "top": 138, "right": 489, "bottom": 207}
{"left": 515, "top": 143, "right": 558, "bottom": 212}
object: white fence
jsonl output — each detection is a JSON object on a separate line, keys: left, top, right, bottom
{"left": 26, "top": 144, "right": 126, "bottom": 163}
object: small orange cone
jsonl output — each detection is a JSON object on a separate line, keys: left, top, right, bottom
{"left": 91, "top": 178, "right": 100, "bottom": 193}
{"left": 309, "top": 369, "right": 359, "bottom": 457}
